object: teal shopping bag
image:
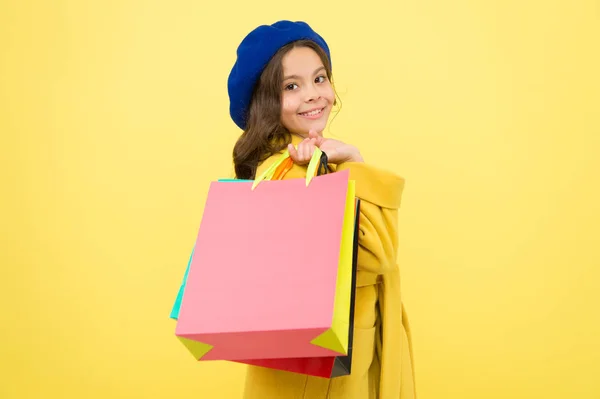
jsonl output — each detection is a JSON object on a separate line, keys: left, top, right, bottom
{"left": 170, "top": 247, "right": 194, "bottom": 320}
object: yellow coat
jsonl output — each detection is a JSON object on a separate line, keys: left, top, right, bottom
{"left": 242, "top": 134, "right": 416, "bottom": 399}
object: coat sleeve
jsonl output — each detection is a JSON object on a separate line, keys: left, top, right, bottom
{"left": 335, "top": 162, "right": 405, "bottom": 276}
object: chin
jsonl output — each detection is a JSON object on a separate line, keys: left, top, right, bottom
{"left": 296, "top": 118, "right": 329, "bottom": 136}
{"left": 306, "top": 122, "right": 327, "bottom": 134}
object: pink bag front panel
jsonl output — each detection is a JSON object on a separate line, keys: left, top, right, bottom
{"left": 175, "top": 170, "right": 350, "bottom": 360}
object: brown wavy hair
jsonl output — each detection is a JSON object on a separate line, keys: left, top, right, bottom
{"left": 232, "top": 39, "right": 337, "bottom": 180}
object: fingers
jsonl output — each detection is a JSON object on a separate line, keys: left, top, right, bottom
{"left": 308, "top": 129, "right": 325, "bottom": 147}
{"left": 299, "top": 140, "right": 308, "bottom": 159}
{"left": 287, "top": 143, "right": 299, "bottom": 161}
{"left": 288, "top": 138, "right": 317, "bottom": 165}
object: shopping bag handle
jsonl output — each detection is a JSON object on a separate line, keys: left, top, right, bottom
{"left": 252, "top": 145, "right": 328, "bottom": 190}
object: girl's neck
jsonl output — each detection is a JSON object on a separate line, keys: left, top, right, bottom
{"left": 291, "top": 132, "right": 308, "bottom": 140}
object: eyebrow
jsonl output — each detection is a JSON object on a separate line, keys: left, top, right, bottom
{"left": 283, "top": 66, "right": 326, "bottom": 81}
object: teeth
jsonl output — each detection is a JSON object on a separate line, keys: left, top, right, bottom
{"left": 301, "top": 108, "right": 322, "bottom": 116}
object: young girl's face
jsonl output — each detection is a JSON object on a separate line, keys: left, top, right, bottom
{"left": 280, "top": 46, "right": 335, "bottom": 136}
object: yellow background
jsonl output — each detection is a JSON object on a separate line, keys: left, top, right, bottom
{"left": 1, "top": 0, "right": 598, "bottom": 398}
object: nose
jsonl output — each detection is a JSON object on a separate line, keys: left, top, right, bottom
{"left": 305, "top": 83, "right": 320, "bottom": 102}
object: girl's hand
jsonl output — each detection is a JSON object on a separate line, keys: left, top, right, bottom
{"left": 288, "top": 138, "right": 318, "bottom": 165}
{"left": 308, "top": 130, "right": 364, "bottom": 164}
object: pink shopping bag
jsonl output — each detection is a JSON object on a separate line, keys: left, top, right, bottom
{"left": 174, "top": 149, "right": 356, "bottom": 363}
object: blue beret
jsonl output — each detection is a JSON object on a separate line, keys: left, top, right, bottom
{"left": 227, "top": 20, "right": 332, "bottom": 130}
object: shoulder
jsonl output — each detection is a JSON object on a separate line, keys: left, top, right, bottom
{"left": 255, "top": 149, "right": 283, "bottom": 177}
{"left": 335, "top": 161, "right": 405, "bottom": 209}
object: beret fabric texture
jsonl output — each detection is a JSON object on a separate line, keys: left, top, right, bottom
{"left": 227, "top": 20, "right": 331, "bottom": 130}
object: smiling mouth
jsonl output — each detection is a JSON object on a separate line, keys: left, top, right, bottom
{"left": 298, "top": 107, "right": 325, "bottom": 118}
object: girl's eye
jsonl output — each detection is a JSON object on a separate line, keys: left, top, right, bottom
{"left": 315, "top": 75, "right": 327, "bottom": 83}
{"left": 285, "top": 83, "right": 298, "bottom": 91}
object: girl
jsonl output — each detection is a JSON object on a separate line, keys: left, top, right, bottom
{"left": 228, "top": 20, "right": 416, "bottom": 398}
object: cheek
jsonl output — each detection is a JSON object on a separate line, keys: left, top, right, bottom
{"left": 322, "top": 85, "right": 335, "bottom": 104}
{"left": 282, "top": 96, "right": 298, "bottom": 116}
{"left": 281, "top": 96, "right": 298, "bottom": 128}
